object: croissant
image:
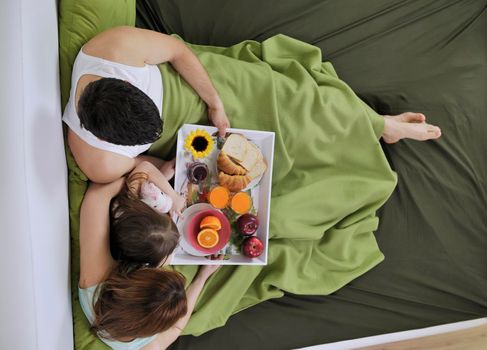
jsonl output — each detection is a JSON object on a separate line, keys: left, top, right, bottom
{"left": 218, "top": 172, "right": 251, "bottom": 192}
{"left": 217, "top": 151, "right": 247, "bottom": 175}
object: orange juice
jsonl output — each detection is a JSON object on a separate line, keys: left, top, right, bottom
{"left": 208, "top": 186, "right": 230, "bottom": 209}
{"left": 231, "top": 192, "right": 252, "bottom": 214}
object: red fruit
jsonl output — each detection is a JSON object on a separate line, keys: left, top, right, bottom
{"left": 242, "top": 236, "right": 264, "bottom": 258}
{"left": 237, "top": 214, "right": 259, "bottom": 236}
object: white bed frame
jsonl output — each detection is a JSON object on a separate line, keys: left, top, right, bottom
{"left": 0, "top": 1, "right": 483, "bottom": 349}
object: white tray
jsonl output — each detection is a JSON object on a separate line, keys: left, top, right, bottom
{"left": 170, "top": 124, "right": 275, "bottom": 265}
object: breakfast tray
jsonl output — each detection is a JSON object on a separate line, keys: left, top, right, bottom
{"left": 170, "top": 124, "right": 275, "bottom": 265}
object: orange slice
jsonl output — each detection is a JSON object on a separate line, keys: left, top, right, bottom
{"left": 231, "top": 192, "right": 252, "bottom": 214}
{"left": 200, "top": 216, "right": 222, "bottom": 230}
{"left": 208, "top": 186, "right": 230, "bottom": 209}
{"left": 197, "top": 229, "right": 219, "bottom": 248}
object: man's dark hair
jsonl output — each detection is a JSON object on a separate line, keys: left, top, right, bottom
{"left": 78, "top": 78, "right": 162, "bottom": 146}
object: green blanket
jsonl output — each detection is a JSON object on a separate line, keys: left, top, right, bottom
{"left": 155, "top": 36, "right": 398, "bottom": 334}
{"left": 67, "top": 34, "right": 397, "bottom": 347}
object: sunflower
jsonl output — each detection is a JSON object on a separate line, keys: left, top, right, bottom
{"left": 184, "top": 129, "right": 215, "bottom": 159}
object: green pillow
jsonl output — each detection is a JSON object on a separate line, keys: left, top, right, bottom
{"left": 58, "top": 1, "right": 136, "bottom": 349}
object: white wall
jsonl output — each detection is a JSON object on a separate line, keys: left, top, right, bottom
{"left": 0, "top": 1, "right": 73, "bottom": 349}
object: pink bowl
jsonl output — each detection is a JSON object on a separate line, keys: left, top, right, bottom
{"left": 185, "top": 209, "right": 231, "bottom": 254}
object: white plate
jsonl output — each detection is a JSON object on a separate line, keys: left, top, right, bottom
{"left": 176, "top": 203, "right": 216, "bottom": 256}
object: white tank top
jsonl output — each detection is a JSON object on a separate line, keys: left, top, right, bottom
{"left": 62, "top": 48, "right": 163, "bottom": 158}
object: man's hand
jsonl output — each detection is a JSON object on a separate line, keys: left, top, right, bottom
{"left": 208, "top": 104, "right": 230, "bottom": 137}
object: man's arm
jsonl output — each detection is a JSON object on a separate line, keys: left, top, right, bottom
{"left": 77, "top": 153, "right": 170, "bottom": 185}
{"left": 69, "top": 126, "right": 168, "bottom": 184}
{"left": 78, "top": 152, "right": 167, "bottom": 184}
{"left": 83, "top": 26, "right": 229, "bottom": 136}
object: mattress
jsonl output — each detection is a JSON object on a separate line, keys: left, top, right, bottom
{"left": 135, "top": 0, "right": 487, "bottom": 349}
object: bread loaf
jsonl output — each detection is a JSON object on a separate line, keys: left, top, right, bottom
{"left": 221, "top": 134, "right": 248, "bottom": 163}
{"left": 239, "top": 142, "right": 261, "bottom": 171}
{"left": 218, "top": 133, "right": 267, "bottom": 191}
{"left": 247, "top": 156, "right": 267, "bottom": 180}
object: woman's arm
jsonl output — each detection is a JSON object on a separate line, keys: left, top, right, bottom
{"left": 142, "top": 263, "right": 222, "bottom": 350}
{"left": 130, "top": 161, "right": 185, "bottom": 215}
{"left": 83, "top": 26, "right": 229, "bottom": 136}
{"left": 79, "top": 179, "right": 124, "bottom": 288}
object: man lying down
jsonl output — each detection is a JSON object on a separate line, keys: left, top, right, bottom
{"left": 65, "top": 26, "right": 442, "bottom": 350}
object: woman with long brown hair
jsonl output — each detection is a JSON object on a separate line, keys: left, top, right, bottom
{"left": 79, "top": 176, "right": 222, "bottom": 350}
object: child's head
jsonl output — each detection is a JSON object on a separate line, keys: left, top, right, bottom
{"left": 92, "top": 268, "right": 187, "bottom": 339}
{"left": 110, "top": 193, "right": 179, "bottom": 267}
{"left": 78, "top": 78, "right": 162, "bottom": 146}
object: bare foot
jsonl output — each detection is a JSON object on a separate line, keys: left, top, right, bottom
{"left": 382, "top": 112, "right": 442, "bottom": 144}
{"left": 159, "top": 158, "right": 176, "bottom": 180}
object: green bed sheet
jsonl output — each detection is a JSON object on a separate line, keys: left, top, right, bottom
{"left": 135, "top": 0, "right": 487, "bottom": 349}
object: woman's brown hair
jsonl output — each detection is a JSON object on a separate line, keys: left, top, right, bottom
{"left": 92, "top": 267, "right": 187, "bottom": 340}
{"left": 110, "top": 172, "right": 180, "bottom": 267}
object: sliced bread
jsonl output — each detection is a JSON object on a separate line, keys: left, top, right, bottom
{"left": 239, "top": 141, "right": 260, "bottom": 171}
{"left": 221, "top": 134, "right": 247, "bottom": 163}
{"left": 247, "top": 156, "right": 267, "bottom": 180}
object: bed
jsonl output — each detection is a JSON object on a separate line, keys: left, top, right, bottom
{"left": 58, "top": 0, "right": 487, "bottom": 349}
{"left": 137, "top": 1, "right": 487, "bottom": 349}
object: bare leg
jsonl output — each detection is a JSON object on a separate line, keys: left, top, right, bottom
{"left": 382, "top": 112, "right": 442, "bottom": 144}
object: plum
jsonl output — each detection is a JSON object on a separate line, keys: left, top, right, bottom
{"left": 237, "top": 213, "right": 259, "bottom": 236}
